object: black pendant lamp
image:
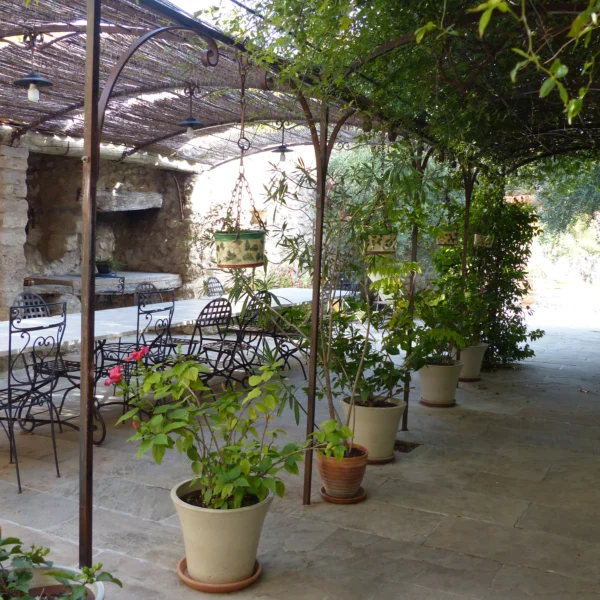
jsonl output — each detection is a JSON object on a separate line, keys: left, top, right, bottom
{"left": 13, "top": 33, "right": 53, "bottom": 103}
{"left": 178, "top": 83, "right": 204, "bottom": 140}
{"left": 272, "top": 121, "right": 294, "bottom": 163}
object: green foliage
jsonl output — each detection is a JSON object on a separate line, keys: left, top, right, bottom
{"left": 0, "top": 535, "right": 121, "bottom": 599}
{"left": 469, "top": 176, "right": 544, "bottom": 365}
{"left": 116, "top": 359, "right": 306, "bottom": 510}
{"left": 310, "top": 419, "right": 354, "bottom": 460}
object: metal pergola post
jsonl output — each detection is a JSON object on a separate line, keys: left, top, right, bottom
{"left": 79, "top": 0, "right": 101, "bottom": 568}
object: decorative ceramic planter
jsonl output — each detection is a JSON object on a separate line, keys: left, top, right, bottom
{"left": 418, "top": 361, "right": 463, "bottom": 407}
{"left": 214, "top": 231, "right": 266, "bottom": 269}
{"left": 317, "top": 443, "right": 368, "bottom": 503}
{"left": 436, "top": 231, "right": 458, "bottom": 246}
{"left": 171, "top": 480, "right": 272, "bottom": 589}
{"left": 341, "top": 398, "right": 406, "bottom": 464}
{"left": 366, "top": 232, "right": 397, "bottom": 255}
{"left": 456, "top": 342, "right": 488, "bottom": 381}
{"left": 28, "top": 566, "right": 104, "bottom": 599}
{"left": 474, "top": 234, "right": 494, "bottom": 248}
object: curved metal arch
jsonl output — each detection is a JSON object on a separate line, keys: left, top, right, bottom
{"left": 98, "top": 25, "right": 219, "bottom": 133}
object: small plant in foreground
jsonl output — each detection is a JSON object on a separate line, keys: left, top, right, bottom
{"left": 0, "top": 532, "right": 121, "bottom": 599}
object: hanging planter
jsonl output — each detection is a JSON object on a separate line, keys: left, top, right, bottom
{"left": 214, "top": 230, "right": 266, "bottom": 269}
{"left": 436, "top": 231, "right": 458, "bottom": 246}
{"left": 474, "top": 234, "right": 494, "bottom": 248}
{"left": 213, "top": 58, "right": 266, "bottom": 271}
{"left": 366, "top": 231, "right": 397, "bottom": 255}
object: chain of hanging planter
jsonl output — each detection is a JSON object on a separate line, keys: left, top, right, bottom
{"left": 214, "top": 56, "right": 267, "bottom": 270}
{"left": 436, "top": 189, "right": 459, "bottom": 247}
{"left": 366, "top": 134, "right": 397, "bottom": 256}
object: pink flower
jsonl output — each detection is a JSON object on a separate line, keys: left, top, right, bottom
{"left": 132, "top": 421, "right": 140, "bottom": 431}
{"left": 124, "top": 346, "right": 150, "bottom": 362}
{"left": 104, "top": 365, "right": 123, "bottom": 386}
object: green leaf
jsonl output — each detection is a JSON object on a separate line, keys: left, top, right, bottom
{"left": 479, "top": 8, "right": 493, "bottom": 37}
{"left": 539, "top": 77, "right": 556, "bottom": 98}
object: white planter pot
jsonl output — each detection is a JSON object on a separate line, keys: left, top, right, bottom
{"left": 457, "top": 343, "right": 488, "bottom": 381}
{"left": 418, "top": 361, "right": 463, "bottom": 407}
{"left": 29, "top": 566, "right": 104, "bottom": 599}
{"left": 341, "top": 398, "right": 406, "bottom": 464}
{"left": 171, "top": 480, "right": 273, "bottom": 585}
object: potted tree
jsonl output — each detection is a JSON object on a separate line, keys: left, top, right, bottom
{"left": 115, "top": 355, "right": 305, "bottom": 593}
{"left": 0, "top": 532, "right": 121, "bottom": 599}
{"left": 312, "top": 419, "right": 368, "bottom": 504}
{"left": 328, "top": 295, "right": 407, "bottom": 464}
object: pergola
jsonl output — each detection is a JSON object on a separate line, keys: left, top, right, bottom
{"left": 4, "top": 0, "right": 600, "bottom": 571}
{"left": 0, "top": 0, "right": 361, "bottom": 168}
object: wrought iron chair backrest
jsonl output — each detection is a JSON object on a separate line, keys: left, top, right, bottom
{"left": 134, "top": 282, "right": 163, "bottom": 306}
{"left": 194, "top": 298, "right": 232, "bottom": 348}
{"left": 206, "top": 276, "right": 225, "bottom": 298}
{"left": 8, "top": 301, "right": 67, "bottom": 395}
{"left": 238, "top": 290, "right": 271, "bottom": 328}
{"left": 12, "top": 292, "right": 51, "bottom": 320}
{"left": 96, "top": 276, "right": 125, "bottom": 309}
{"left": 136, "top": 289, "right": 175, "bottom": 364}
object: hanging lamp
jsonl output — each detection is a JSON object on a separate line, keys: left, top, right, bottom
{"left": 13, "top": 33, "right": 53, "bottom": 103}
{"left": 178, "top": 83, "right": 204, "bottom": 140}
{"left": 272, "top": 121, "right": 293, "bottom": 163}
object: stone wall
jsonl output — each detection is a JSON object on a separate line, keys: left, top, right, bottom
{"left": 0, "top": 145, "right": 28, "bottom": 318}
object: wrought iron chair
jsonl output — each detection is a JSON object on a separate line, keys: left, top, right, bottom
{"left": 95, "top": 276, "right": 125, "bottom": 309}
{"left": 12, "top": 292, "right": 51, "bottom": 319}
{"left": 134, "top": 282, "right": 163, "bottom": 306}
{"left": 166, "top": 298, "right": 246, "bottom": 386}
{"left": 0, "top": 301, "right": 67, "bottom": 492}
{"left": 98, "top": 291, "right": 176, "bottom": 414}
{"left": 206, "top": 276, "right": 225, "bottom": 298}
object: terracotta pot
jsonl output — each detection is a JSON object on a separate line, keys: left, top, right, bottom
{"left": 366, "top": 232, "right": 397, "bottom": 255}
{"left": 436, "top": 231, "right": 458, "bottom": 246}
{"left": 457, "top": 343, "right": 488, "bottom": 381}
{"left": 28, "top": 566, "right": 103, "bottom": 599}
{"left": 214, "top": 230, "right": 266, "bottom": 269}
{"left": 171, "top": 480, "right": 272, "bottom": 585}
{"left": 418, "top": 361, "right": 463, "bottom": 407}
{"left": 317, "top": 443, "right": 368, "bottom": 499}
{"left": 341, "top": 398, "right": 406, "bottom": 463}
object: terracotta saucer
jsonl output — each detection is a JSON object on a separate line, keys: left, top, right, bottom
{"left": 367, "top": 454, "right": 395, "bottom": 465}
{"left": 320, "top": 486, "right": 367, "bottom": 504}
{"left": 177, "top": 558, "right": 262, "bottom": 593}
{"left": 419, "top": 398, "right": 456, "bottom": 408}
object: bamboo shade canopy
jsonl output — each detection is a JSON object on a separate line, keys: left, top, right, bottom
{"left": 0, "top": 0, "right": 361, "bottom": 167}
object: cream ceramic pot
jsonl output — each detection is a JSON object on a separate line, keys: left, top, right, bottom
{"left": 418, "top": 361, "right": 463, "bottom": 407}
{"left": 457, "top": 343, "right": 488, "bottom": 381}
{"left": 341, "top": 398, "right": 407, "bottom": 463}
{"left": 171, "top": 480, "right": 273, "bottom": 585}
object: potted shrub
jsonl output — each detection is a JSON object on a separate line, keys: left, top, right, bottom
{"left": 408, "top": 289, "right": 465, "bottom": 408}
{"left": 328, "top": 297, "right": 407, "bottom": 464}
{"left": 312, "top": 419, "right": 368, "bottom": 504}
{"left": 0, "top": 531, "right": 121, "bottom": 599}
{"left": 115, "top": 355, "right": 305, "bottom": 593}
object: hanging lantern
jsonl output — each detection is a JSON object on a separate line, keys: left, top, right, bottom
{"left": 474, "top": 234, "right": 494, "bottom": 248}
{"left": 436, "top": 231, "right": 459, "bottom": 246}
{"left": 272, "top": 121, "right": 294, "bottom": 163}
{"left": 13, "top": 34, "right": 52, "bottom": 102}
{"left": 177, "top": 84, "right": 204, "bottom": 139}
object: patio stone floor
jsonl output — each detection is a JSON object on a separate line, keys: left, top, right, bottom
{"left": 2, "top": 310, "right": 600, "bottom": 598}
